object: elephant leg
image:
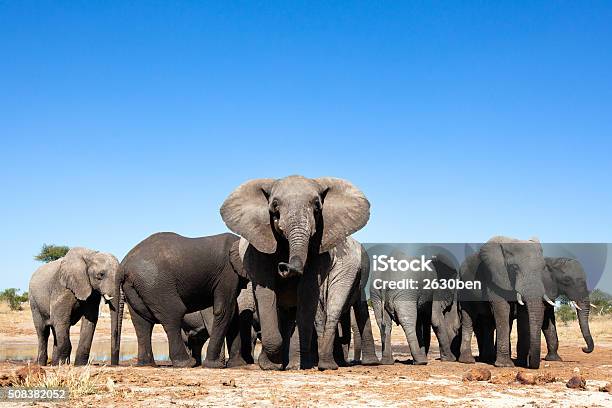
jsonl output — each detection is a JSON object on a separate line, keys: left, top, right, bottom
{"left": 431, "top": 302, "right": 454, "bottom": 361}
{"left": 284, "top": 308, "right": 300, "bottom": 370}
{"left": 317, "top": 297, "right": 347, "bottom": 370}
{"left": 225, "top": 305, "right": 248, "bottom": 368}
{"left": 418, "top": 305, "right": 432, "bottom": 356}
{"left": 51, "top": 323, "right": 72, "bottom": 365}
{"left": 32, "top": 310, "right": 50, "bottom": 366}
{"left": 353, "top": 300, "right": 379, "bottom": 365}
{"left": 516, "top": 304, "right": 529, "bottom": 367}
{"left": 542, "top": 306, "right": 561, "bottom": 361}
{"left": 254, "top": 284, "right": 283, "bottom": 370}
{"left": 350, "top": 309, "right": 362, "bottom": 363}
{"left": 74, "top": 300, "right": 99, "bottom": 365}
{"left": 203, "top": 284, "right": 238, "bottom": 369}
{"left": 372, "top": 299, "right": 394, "bottom": 365}
{"left": 188, "top": 336, "right": 205, "bottom": 367}
{"left": 297, "top": 275, "right": 318, "bottom": 370}
{"left": 397, "top": 301, "right": 427, "bottom": 365}
{"left": 334, "top": 313, "right": 350, "bottom": 367}
{"left": 152, "top": 301, "right": 194, "bottom": 368}
{"left": 482, "top": 320, "right": 496, "bottom": 363}
{"left": 491, "top": 300, "right": 514, "bottom": 367}
{"left": 129, "top": 305, "right": 156, "bottom": 366}
{"left": 458, "top": 307, "right": 475, "bottom": 364}
{"left": 238, "top": 310, "right": 255, "bottom": 364}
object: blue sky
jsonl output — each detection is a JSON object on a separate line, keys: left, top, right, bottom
{"left": 1, "top": 1, "right": 611, "bottom": 291}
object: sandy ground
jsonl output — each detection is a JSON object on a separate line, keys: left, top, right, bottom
{"left": 1, "top": 304, "right": 611, "bottom": 407}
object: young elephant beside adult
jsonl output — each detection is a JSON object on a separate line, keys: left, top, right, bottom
{"left": 221, "top": 175, "right": 378, "bottom": 370}
{"left": 29, "top": 247, "right": 120, "bottom": 365}
{"left": 182, "top": 283, "right": 260, "bottom": 365}
{"left": 113, "top": 232, "right": 246, "bottom": 368}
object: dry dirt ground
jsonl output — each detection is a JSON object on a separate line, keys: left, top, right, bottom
{"left": 1, "top": 303, "right": 611, "bottom": 407}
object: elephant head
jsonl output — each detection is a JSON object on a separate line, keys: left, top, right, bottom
{"left": 220, "top": 175, "right": 370, "bottom": 278}
{"left": 544, "top": 257, "right": 594, "bottom": 353}
{"left": 480, "top": 236, "right": 547, "bottom": 368}
{"left": 59, "top": 247, "right": 119, "bottom": 302}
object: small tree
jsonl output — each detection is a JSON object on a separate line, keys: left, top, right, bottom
{"left": 34, "top": 244, "right": 69, "bottom": 263}
{"left": 555, "top": 304, "right": 576, "bottom": 325}
{"left": 0, "top": 288, "right": 29, "bottom": 311}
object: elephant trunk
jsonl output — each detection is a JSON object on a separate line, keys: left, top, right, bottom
{"left": 526, "top": 298, "right": 545, "bottom": 369}
{"left": 110, "top": 285, "right": 125, "bottom": 365}
{"left": 278, "top": 225, "right": 310, "bottom": 278}
{"left": 576, "top": 299, "right": 594, "bottom": 353}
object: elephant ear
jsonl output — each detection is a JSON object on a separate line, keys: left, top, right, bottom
{"left": 315, "top": 177, "right": 370, "bottom": 253}
{"left": 220, "top": 179, "right": 277, "bottom": 254}
{"left": 58, "top": 247, "right": 94, "bottom": 301}
{"left": 479, "top": 240, "right": 513, "bottom": 292}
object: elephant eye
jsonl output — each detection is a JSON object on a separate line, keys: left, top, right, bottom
{"left": 97, "top": 271, "right": 106, "bottom": 279}
{"left": 270, "top": 199, "right": 279, "bottom": 213}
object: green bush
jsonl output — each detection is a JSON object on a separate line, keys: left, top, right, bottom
{"left": 555, "top": 304, "right": 577, "bottom": 325}
{"left": 34, "top": 244, "right": 69, "bottom": 263}
{"left": 0, "top": 288, "right": 29, "bottom": 311}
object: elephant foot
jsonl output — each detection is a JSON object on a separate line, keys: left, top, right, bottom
{"left": 458, "top": 353, "right": 476, "bottom": 364}
{"left": 226, "top": 357, "right": 248, "bottom": 368}
{"left": 202, "top": 358, "right": 226, "bottom": 369}
{"left": 318, "top": 358, "right": 339, "bottom": 371}
{"left": 412, "top": 358, "right": 428, "bottom": 366}
{"left": 544, "top": 353, "right": 562, "bottom": 362}
{"left": 440, "top": 354, "right": 457, "bottom": 362}
{"left": 494, "top": 356, "right": 514, "bottom": 368}
{"left": 258, "top": 352, "right": 283, "bottom": 371}
{"left": 136, "top": 360, "right": 157, "bottom": 367}
{"left": 172, "top": 356, "right": 197, "bottom": 368}
{"left": 360, "top": 355, "right": 380, "bottom": 366}
{"left": 380, "top": 356, "right": 395, "bottom": 365}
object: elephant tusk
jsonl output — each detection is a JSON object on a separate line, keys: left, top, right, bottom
{"left": 590, "top": 303, "right": 598, "bottom": 309}
{"left": 516, "top": 292, "right": 525, "bottom": 306}
{"left": 543, "top": 295, "right": 556, "bottom": 307}
{"left": 102, "top": 295, "right": 114, "bottom": 303}
{"left": 570, "top": 301, "right": 582, "bottom": 311}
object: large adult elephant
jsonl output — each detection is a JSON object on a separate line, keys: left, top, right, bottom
{"left": 29, "top": 247, "right": 120, "bottom": 365}
{"left": 112, "top": 232, "right": 246, "bottom": 368}
{"left": 525, "top": 257, "right": 594, "bottom": 362}
{"left": 479, "top": 236, "right": 549, "bottom": 369}
{"left": 220, "top": 175, "right": 377, "bottom": 370}
{"left": 370, "top": 249, "right": 460, "bottom": 365}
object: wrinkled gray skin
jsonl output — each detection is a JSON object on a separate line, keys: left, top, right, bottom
{"left": 183, "top": 284, "right": 260, "bottom": 365}
{"left": 370, "top": 252, "right": 461, "bottom": 365}
{"left": 221, "top": 176, "right": 377, "bottom": 370}
{"left": 29, "top": 248, "right": 120, "bottom": 365}
{"left": 520, "top": 257, "right": 594, "bottom": 363}
{"left": 115, "top": 232, "right": 245, "bottom": 368}
{"left": 479, "top": 236, "right": 548, "bottom": 369}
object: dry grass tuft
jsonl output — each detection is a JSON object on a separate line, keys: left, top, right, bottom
{"left": 15, "top": 364, "right": 106, "bottom": 397}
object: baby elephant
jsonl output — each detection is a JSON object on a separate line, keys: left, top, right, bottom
{"left": 29, "top": 247, "right": 120, "bottom": 365}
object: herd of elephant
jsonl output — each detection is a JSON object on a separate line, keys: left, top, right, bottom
{"left": 28, "top": 175, "right": 594, "bottom": 371}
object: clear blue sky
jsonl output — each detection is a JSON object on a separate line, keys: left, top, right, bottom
{"left": 1, "top": 2, "right": 611, "bottom": 291}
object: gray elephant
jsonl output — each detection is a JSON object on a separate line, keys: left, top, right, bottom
{"left": 370, "top": 250, "right": 461, "bottom": 365}
{"left": 29, "top": 247, "right": 120, "bottom": 365}
{"left": 519, "top": 256, "right": 594, "bottom": 363}
{"left": 220, "top": 175, "right": 378, "bottom": 370}
{"left": 478, "top": 236, "right": 549, "bottom": 369}
{"left": 114, "top": 232, "right": 246, "bottom": 368}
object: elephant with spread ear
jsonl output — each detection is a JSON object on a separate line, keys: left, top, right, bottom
{"left": 29, "top": 247, "right": 120, "bottom": 365}
{"left": 370, "top": 249, "right": 461, "bottom": 365}
{"left": 113, "top": 232, "right": 246, "bottom": 368}
{"left": 220, "top": 175, "right": 378, "bottom": 370}
{"left": 479, "top": 236, "right": 549, "bottom": 369}
{"left": 517, "top": 257, "right": 594, "bottom": 363}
